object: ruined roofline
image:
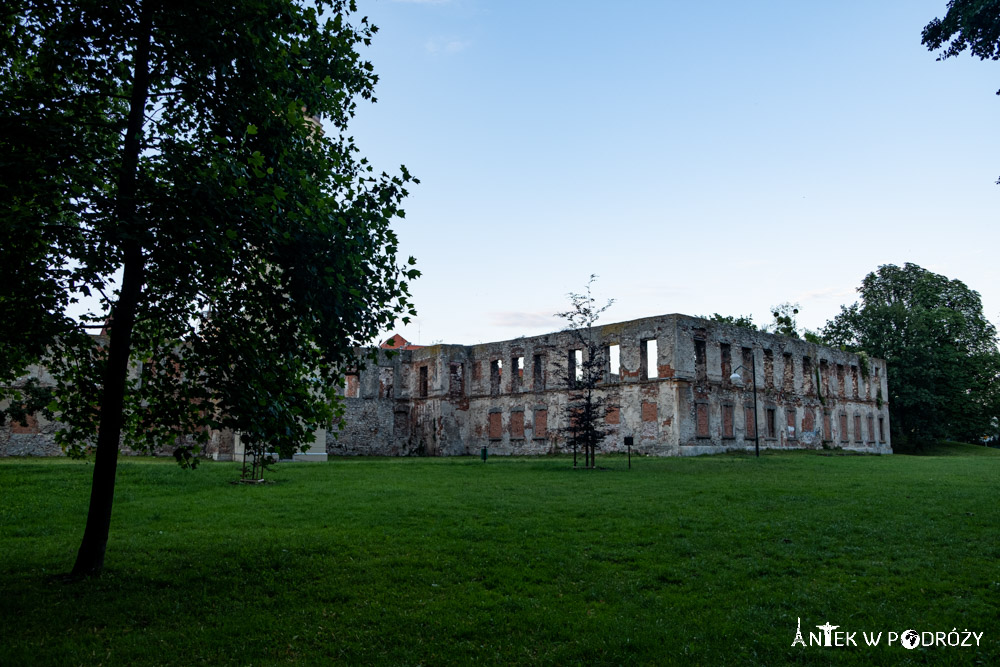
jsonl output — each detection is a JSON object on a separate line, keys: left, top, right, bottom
{"left": 388, "top": 313, "right": 883, "bottom": 366}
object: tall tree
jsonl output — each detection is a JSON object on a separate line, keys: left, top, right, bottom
{"left": 0, "top": 0, "right": 418, "bottom": 576}
{"left": 555, "top": 276, "right": 613, "bottom": 469}
{"left": 823, "top": 263, "right": 1000, "bottom": 446}
{"left": 922, "top": 0, "right": 1000, "bottom": 182}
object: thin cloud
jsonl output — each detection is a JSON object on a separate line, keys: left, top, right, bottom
{"left": 392, "top": 0, "right": 451, "bottom": 4}
{"left": 796, "top": 287, "right": 857, "bottom": 301}
{"left": 424, "top": 38, "right": 472, "bottom": 54}
{"left": 490, "top": 311, "right": 562, "bottom": 330}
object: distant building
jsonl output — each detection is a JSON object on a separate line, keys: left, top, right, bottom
{"left": 328, "top": 314, "right": 891, "bottom": 456}
{"left": 2, "top": 314, "right": 891, "bottom": 458}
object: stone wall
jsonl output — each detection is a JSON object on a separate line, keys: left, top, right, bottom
{"left": 328, "top": 314, "right": 891, "bottom": 457}
{"left": 2, "top": 313, "right": 892, "bottom": 458}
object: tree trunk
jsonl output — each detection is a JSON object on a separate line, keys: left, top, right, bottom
{"left": 71, "top": 9, "right": 152, "bottom": 577}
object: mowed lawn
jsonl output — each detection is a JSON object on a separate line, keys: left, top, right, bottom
{"left": 1, "top": 447, "right": 998, "bottom": 665}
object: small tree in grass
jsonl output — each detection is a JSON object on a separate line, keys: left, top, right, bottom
{"left": 555, "top": 276, "right": 613, "bottom": 469}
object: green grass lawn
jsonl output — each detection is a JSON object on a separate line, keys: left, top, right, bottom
{"left": 1, "top": 448, "right": 998, "bottom": 665}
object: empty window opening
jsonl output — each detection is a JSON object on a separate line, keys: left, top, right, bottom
{"left": 570, "top": 349, "right": 583, "bottom": 385}
{"left": 741, "top": 347, "right": 754, "bottom": 385}
{"left": 512, "top": 355, "right": 524, "bottom": 391}
{"left": 490, "top": 359, "right": 502, "bottom": 395}
{"left": 720, "top": 343, "right": 732, "bottom": 384}
{"left": 379, "top": 366, "right": 394, "bottom": 398}
{"left": 763, "top": 349, "right": 774, "bottom": 390}
{"left": 766, "top": 408, "right": 776, "bottom": 439}
{"left": 418, "top": 365, "right": 428, "bottom": 398}
{"left": 449, "top": 362, "right": 464, "bottom": 397}
{"left": 607, "top": 343, "right": 620, "bottom": 382}
{"left": 782, "top": 353, "right": 794, "bottom": 393}
{"left": 693, "top": 338, "right": 705, "bottom": 382}
{"left": 878, "top": 416, "right": 885, "bottom": 442}
{"left": 533, "top": 354, "right": 545, "bottom": 390}
{"left": 647, "top": 339, "right": 659, "bottom": 379}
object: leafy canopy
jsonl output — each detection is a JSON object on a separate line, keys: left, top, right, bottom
{"left": 0, "top": 0, "right": 418, "bottom": 459}
{"left": 923, "top": 0, "right": 1000, "bottom": 90}
{"left": 823, "top": 263, "right": 1000, "bottom": 445}
{"left": 923, "top": 0, "right": 1000, "bottom": 182}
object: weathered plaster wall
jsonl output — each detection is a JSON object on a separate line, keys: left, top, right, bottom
{"left": 669, "top": 315, "right": 891, "bottom": 455}
{"left": 327, "top": 313, "right": 891, "bottom": 457}
{"left": 3, "top": 313, "right": 891, "bottom": 459}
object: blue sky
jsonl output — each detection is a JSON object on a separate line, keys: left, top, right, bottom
{"left": 343, "top": 0, "right": 999, "bottom": 346}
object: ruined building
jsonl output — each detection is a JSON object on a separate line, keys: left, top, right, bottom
{"left": 328, "top": 314, "right": 891, "bottom": 457}
{"left": 1, "top": 313, "right": 891, "bottom": 458}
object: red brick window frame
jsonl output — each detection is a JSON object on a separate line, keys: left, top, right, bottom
{"left": 345, "top": 374, "right": 360, "bottom": 398}
{"left": 744, "top": 405, "right": 756, "bottom": 439}
{"left": 802, "top": 408, "right": 815, "bottom": 433}
{"left": 487, "top": 411, "right": 502, "bottom": 440}
{"left": 722, "top": 403, "right": 734, "bottom": 439}
{"left": 510, "top": 410, "right": 525, "bottom": 439}
{"left": 533, "top": 408, "right": 548, "bottom": 439}
{"left": 605, "top": 404, "right": 620, "bottom": 425}
{"left": 10, "top": 412, "right": 40, "bottom": 434}
{"left": 695, "top": 403, "right": 710, "bottom": 438}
